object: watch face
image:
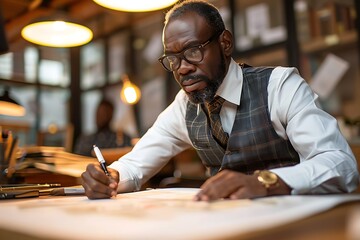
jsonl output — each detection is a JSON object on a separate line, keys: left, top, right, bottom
{"left": 260, "top": 171, "right": 278, "bottom": 185}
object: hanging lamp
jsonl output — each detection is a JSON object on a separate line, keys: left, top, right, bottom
{"left": 93, "top": 0, "right": 178, "bottom": 12}
{"left": 120, "top": 75, "right": 141, "bottom": 105}
{"left": 0, "top": 88, "right": 26, "bottom": 117}
{"left": 21, "top": 13, "right": 93, "bottom": 48}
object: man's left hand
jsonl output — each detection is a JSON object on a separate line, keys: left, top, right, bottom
{"left": 194, "top": 169, "right": 290, "bottom": 201}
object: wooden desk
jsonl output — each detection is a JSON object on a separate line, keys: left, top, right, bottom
{"left": 0, "top": 190, "right": 359, "bottom": 240}
{"left": 234, "top": 201, "right": 360, "bottom": 240}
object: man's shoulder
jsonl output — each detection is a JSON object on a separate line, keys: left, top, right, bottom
{"left": 241, "top": 65, "right": 275, "bottom": 74}
{"left": 242, "top": 66, "right": 300, "bottom": 83}
{"left": 240, "top": 65, "right": 275, "bottom": 81}
{"left": 238, "top": 63, "right": 298, "bottom": 74}
{"left": 272, "top": 66, "right": 300, "bottom": 79}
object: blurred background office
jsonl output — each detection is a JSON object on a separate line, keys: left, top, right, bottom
{"left": 0, "top": 0, "right": 359, "bottom": 161}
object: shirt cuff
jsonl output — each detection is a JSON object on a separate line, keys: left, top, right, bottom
{"left": 271, "top": 166, "right": 312, "bottom": 195}
{"left": 109, "top": 161, "right": 140, "bottom": 193}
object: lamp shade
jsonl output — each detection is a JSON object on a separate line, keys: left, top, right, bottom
{"left": 21, "top": 15, "right": 93, "bottom": 48}
{"left": 0, "top": 89, "right": 25, "bottom": 117}
{"left": 93, "top": 0, "right": 178, "bottom": 12}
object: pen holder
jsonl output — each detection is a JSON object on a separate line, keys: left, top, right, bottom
{"left": 0, "top": 142, "right": 9, "bottom": 184}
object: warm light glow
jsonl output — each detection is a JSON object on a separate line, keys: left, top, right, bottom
{"left": 120, "top": 76, "right": 141, "bottom": 105}
{"left": 93, "top": 0, "right": 178, "bottom": 12}
{"left": 48, "top": 123, "right": 59, "bottom": 134}
{"left": 0, "top": 101, "right": 26, "bottom": 117}
{"left": 21, "top": 21, "right": 93, "bottom": 47}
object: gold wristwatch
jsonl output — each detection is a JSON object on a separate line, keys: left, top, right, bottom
{"left": 254, "top": 170, "right": 279, "bottom": 189}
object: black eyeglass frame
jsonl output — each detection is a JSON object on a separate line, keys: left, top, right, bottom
{"left": 158, "top": 32, "right": 222, "bottom": 72}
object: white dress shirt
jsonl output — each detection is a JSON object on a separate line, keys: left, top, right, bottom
{"left": 110, "top": 59, "right": 359, "bottom": 194}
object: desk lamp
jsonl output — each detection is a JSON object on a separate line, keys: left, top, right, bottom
{"left": 0, "top": 88, "right": 26, "bottom": 117}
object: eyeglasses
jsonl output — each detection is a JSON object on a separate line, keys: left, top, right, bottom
{"left": 158, "top": 32, "right": 220, "bottom": 72}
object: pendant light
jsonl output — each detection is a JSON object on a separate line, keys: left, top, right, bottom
{"left": 93, "top": 0, "right": 178, "bottom": 12}
{"left": 21, "top": 14, "right": 93, "bottom": 48}
{"left": 0, "top": 88, "right": 25, "bottom": 117}
{"left": 120, "top": 75, "right": 141, "bottom": 105}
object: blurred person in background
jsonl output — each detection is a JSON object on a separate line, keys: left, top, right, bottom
{"left": 74, "top": 98, "right": 132, "bottom": 157}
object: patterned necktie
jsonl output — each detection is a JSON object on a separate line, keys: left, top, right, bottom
{"left": 206, "top": 96, "right": 229, "bottom": 148}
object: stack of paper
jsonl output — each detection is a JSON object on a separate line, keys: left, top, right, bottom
{"left": 11, "top": 146, "right": 97, "bottom": 177}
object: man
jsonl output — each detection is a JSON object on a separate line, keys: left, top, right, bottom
{"left": 81, "top": 0, "right": 359, "bottom": 200}
{"left": 74, "top": 98, "right": 132, "bottom": 156}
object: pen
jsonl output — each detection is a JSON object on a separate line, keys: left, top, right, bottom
{"left": 50, "top": 186, "right": 85, "bottom": 196}
{"left": 93, "top": 145, "right": 110, "bottom": 176}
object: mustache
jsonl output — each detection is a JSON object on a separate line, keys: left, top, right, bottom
{"left": 180, "top": 75, "right": 209, "bottom": 84}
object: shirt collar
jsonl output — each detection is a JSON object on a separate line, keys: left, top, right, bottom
{"left": 216, "top": 58, "right": 243, "bottom": 106}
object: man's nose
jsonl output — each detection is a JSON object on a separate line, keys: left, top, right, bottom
{"left": 177, "top": 58, "right": 196, "bottom": 75}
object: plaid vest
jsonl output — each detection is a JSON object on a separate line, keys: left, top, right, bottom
{"left": 185, "top": 66, "right": 300, "bottom": 176}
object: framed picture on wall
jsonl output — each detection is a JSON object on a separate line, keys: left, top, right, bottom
{"left": 234, "top": 0, "right": 286, "bottom": 51}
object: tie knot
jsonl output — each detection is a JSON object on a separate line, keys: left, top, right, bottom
{"left": 207, "top": 96, "right": 225, "bottom": 114}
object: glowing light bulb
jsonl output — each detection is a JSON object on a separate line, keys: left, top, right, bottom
{"left": 120, "top": 76, "right": 141, "bottom": 104}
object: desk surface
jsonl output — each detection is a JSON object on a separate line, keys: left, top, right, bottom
{"left": 0, "top": 189, "right": 360, "bottom": 240}
{"left": 238, "top": 201, "right": 360, "bottom": 240}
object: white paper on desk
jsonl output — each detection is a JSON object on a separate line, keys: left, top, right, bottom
{"left": 310, "top": 53, "right": 349, "bottom": 99}
{"left": 1, "top": 189, "right": 360, "bottom": 240}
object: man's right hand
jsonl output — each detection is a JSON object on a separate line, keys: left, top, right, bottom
{"left": 81, "top": 163, "right": 119, "bottom": 199}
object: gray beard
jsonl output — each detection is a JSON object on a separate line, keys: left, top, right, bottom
{"left": 187, "top": 55, "right": 226, "bottom": 104}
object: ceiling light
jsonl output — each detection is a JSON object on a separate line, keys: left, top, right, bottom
{"left": 0, "top": 88, "right": 26, "bottom": 117}
{"left": 93, "top": 0, "right": 178, "bottom": 12}
{"left": 21, "top": 15, "right": 93, "bottom": 48}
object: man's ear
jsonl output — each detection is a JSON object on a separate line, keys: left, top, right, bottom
{"left": 219, "top": 30, "right": 234, "bottom": 57}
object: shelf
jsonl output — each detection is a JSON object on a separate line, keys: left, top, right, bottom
{"left": 238, "top": 47, "right": 287, "bottom": 67}
{"left": 301, "top": 31, "right": 358, "bottom": 54}
{"left": 235, "top": 41, "right": 286, "bottom": 57}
